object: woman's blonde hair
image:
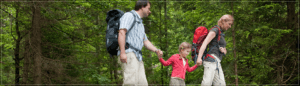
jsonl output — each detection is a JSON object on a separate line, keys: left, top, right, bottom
{"left": 217, "top": 14, "right": 234, "bottom": 29}
{"left": 178, "top": 42, "right": 192, "bottom": 53}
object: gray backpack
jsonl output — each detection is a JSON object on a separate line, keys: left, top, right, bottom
{"left": 105, "top": 9, "right": 136, "bottom": 56}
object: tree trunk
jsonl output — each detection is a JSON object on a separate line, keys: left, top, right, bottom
{"left": 164, "top": 0, "right": 169, "bottom": 82}
{"left": 282, "top": 0, "right": 297, "bottom": 84}
{"left": 159, "top": 1, "right": 164, "bottom": 85}
{"left": 113, "top": 57, "right": 119, "bottom": 84}
{"left": 231, "top": 1, "right": 238, "bottom": 86}
{"left": 110, "top": 58, "right": 113, "bottom": 84}
{"left": 14, "top": 3, "right": 21, "bottom": 85}
{"left": 31, "top": 1, "right": 42, "bottom": 85}
{"left": 22, "top": 37, "right": 30, "bottom": 84}
{"left": 287, "top": 0, "right": 296, "bottom": 30}
{"left": 277, "top": 67, "right": 282, "bottom": 84}
{"left": 286, "top": 0, "right": 297, "bottom": 53}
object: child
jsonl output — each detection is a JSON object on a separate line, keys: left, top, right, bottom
{"left": 158, "top": 42, "right": 199, "bottom": 86}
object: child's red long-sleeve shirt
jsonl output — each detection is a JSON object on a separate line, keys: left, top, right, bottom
{"left": 159, "top": 54, "right": 198, "bottom": 80}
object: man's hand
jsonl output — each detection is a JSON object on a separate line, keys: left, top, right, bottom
{"left": 120, "top": 53, "right": 127, "bottom": 63}
{"left": 155, "top": 49, "right": 163, "bottom": 59}
{"left": 157, "top": 54, "right": 162, "bottom": 59}
{"left": 219, "top": 47, "right": 227, "bottom": 55}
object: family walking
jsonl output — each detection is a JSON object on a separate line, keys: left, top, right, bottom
{"left": 106, "top": 0, "right": 234, "bottom": 85}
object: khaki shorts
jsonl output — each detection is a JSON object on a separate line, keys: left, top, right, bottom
{"left": 170, "top": 77, "right": 185, "bottom": 86}
{"left": 118, "top": 52, "right": 148, "bottom": 86}
{"left": 201, "top": 54, "right": 226, "bottom": 86}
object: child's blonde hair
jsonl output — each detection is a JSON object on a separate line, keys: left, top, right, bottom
{"left": 178, "top": 42, "right": 192, "bottom": 53}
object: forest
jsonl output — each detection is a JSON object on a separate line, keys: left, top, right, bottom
{"left": 0, "top": 0, "right": 299, "bottom": 85}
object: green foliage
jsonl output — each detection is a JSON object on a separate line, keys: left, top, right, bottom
{"left": 0, "top": 0, "right": 298, "bottom": 85}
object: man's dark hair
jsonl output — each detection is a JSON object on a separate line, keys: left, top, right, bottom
{"left": 134, "top": 0, "right": 151, "bottom": 11}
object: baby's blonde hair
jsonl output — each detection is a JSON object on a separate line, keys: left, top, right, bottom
{"left": 178, "top": 42, "right": 192, "bottom": 53}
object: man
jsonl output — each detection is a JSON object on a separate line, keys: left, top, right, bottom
{"left": 118, "top": 0, "right": 163, "bottom": 85}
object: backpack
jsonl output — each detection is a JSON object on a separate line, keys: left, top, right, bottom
{"left": 191, "top": 26, "right": 221, "bottom": 64}
{"left": 105, "top": 9, "right": 136, "bottom": 56}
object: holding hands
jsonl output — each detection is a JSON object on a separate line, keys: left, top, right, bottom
{"left": 155, "top": 49, "right": 163, "bottom": 59}
{"left": 196, "top": 56, "right": 202, "bottom": 66}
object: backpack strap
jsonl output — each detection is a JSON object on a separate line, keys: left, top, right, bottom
{"left": 212, "top": 25, "right": 221, "bottom": 44}
{"left": 203, "top": 26, "right": 223, "bottom": 62}
{"left": 125, "top": 11, "right": 142, "bottom": 55}
{"left": 126, "top": 11, "right": 137, "bottom": 34}
{"left": 206, "top": 25, "right": 221, "bottom": 50}
{"left": 123, "top": 11, "right": 137, "bottom": 49}
{"left": 211, "top": 25, "right": 226, "bottom": 56}
{"left": 207, "top": 26, "right": 222, "bottom": 49}
{"left": 204, "top": 54, "right": 215, "bottom": 60}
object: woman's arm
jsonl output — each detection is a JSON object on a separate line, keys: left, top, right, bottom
{"left": 196, "top": 31, "right": 216, "bottom": 66}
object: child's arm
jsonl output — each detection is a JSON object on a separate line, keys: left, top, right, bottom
{"left": 158, "top": 56, "right": 173, "bottom": 66}
{"left": 186, "top": 64, "right": 198, "bottom": 72}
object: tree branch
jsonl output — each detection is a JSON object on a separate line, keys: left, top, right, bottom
{"left": 0, "top": 7, "right": 30, "bottom": 29}
{"left": 283, "top": 61, "right": 297, "bottom": 83}
{"left": 10, "top": 16, "right": 17, "bottom": 41}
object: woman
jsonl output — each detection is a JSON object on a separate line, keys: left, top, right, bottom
{"left": 196, "top": 14, "right": 234, "bottom": 86}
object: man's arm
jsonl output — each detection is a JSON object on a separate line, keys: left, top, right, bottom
{"left": 144, "top": 40, "right": 158, "bottom": 52}
{"left": 118, "top": 29, "right": 127, "bottom": 63}
{"left": 144, "top": 40, "right": 163, "bottom": 57}
{"left": 118, "top": 29, "right": 127, "bottom": 55}
{"left": 118, "top": 12, "right": 134, "bottom": 63}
